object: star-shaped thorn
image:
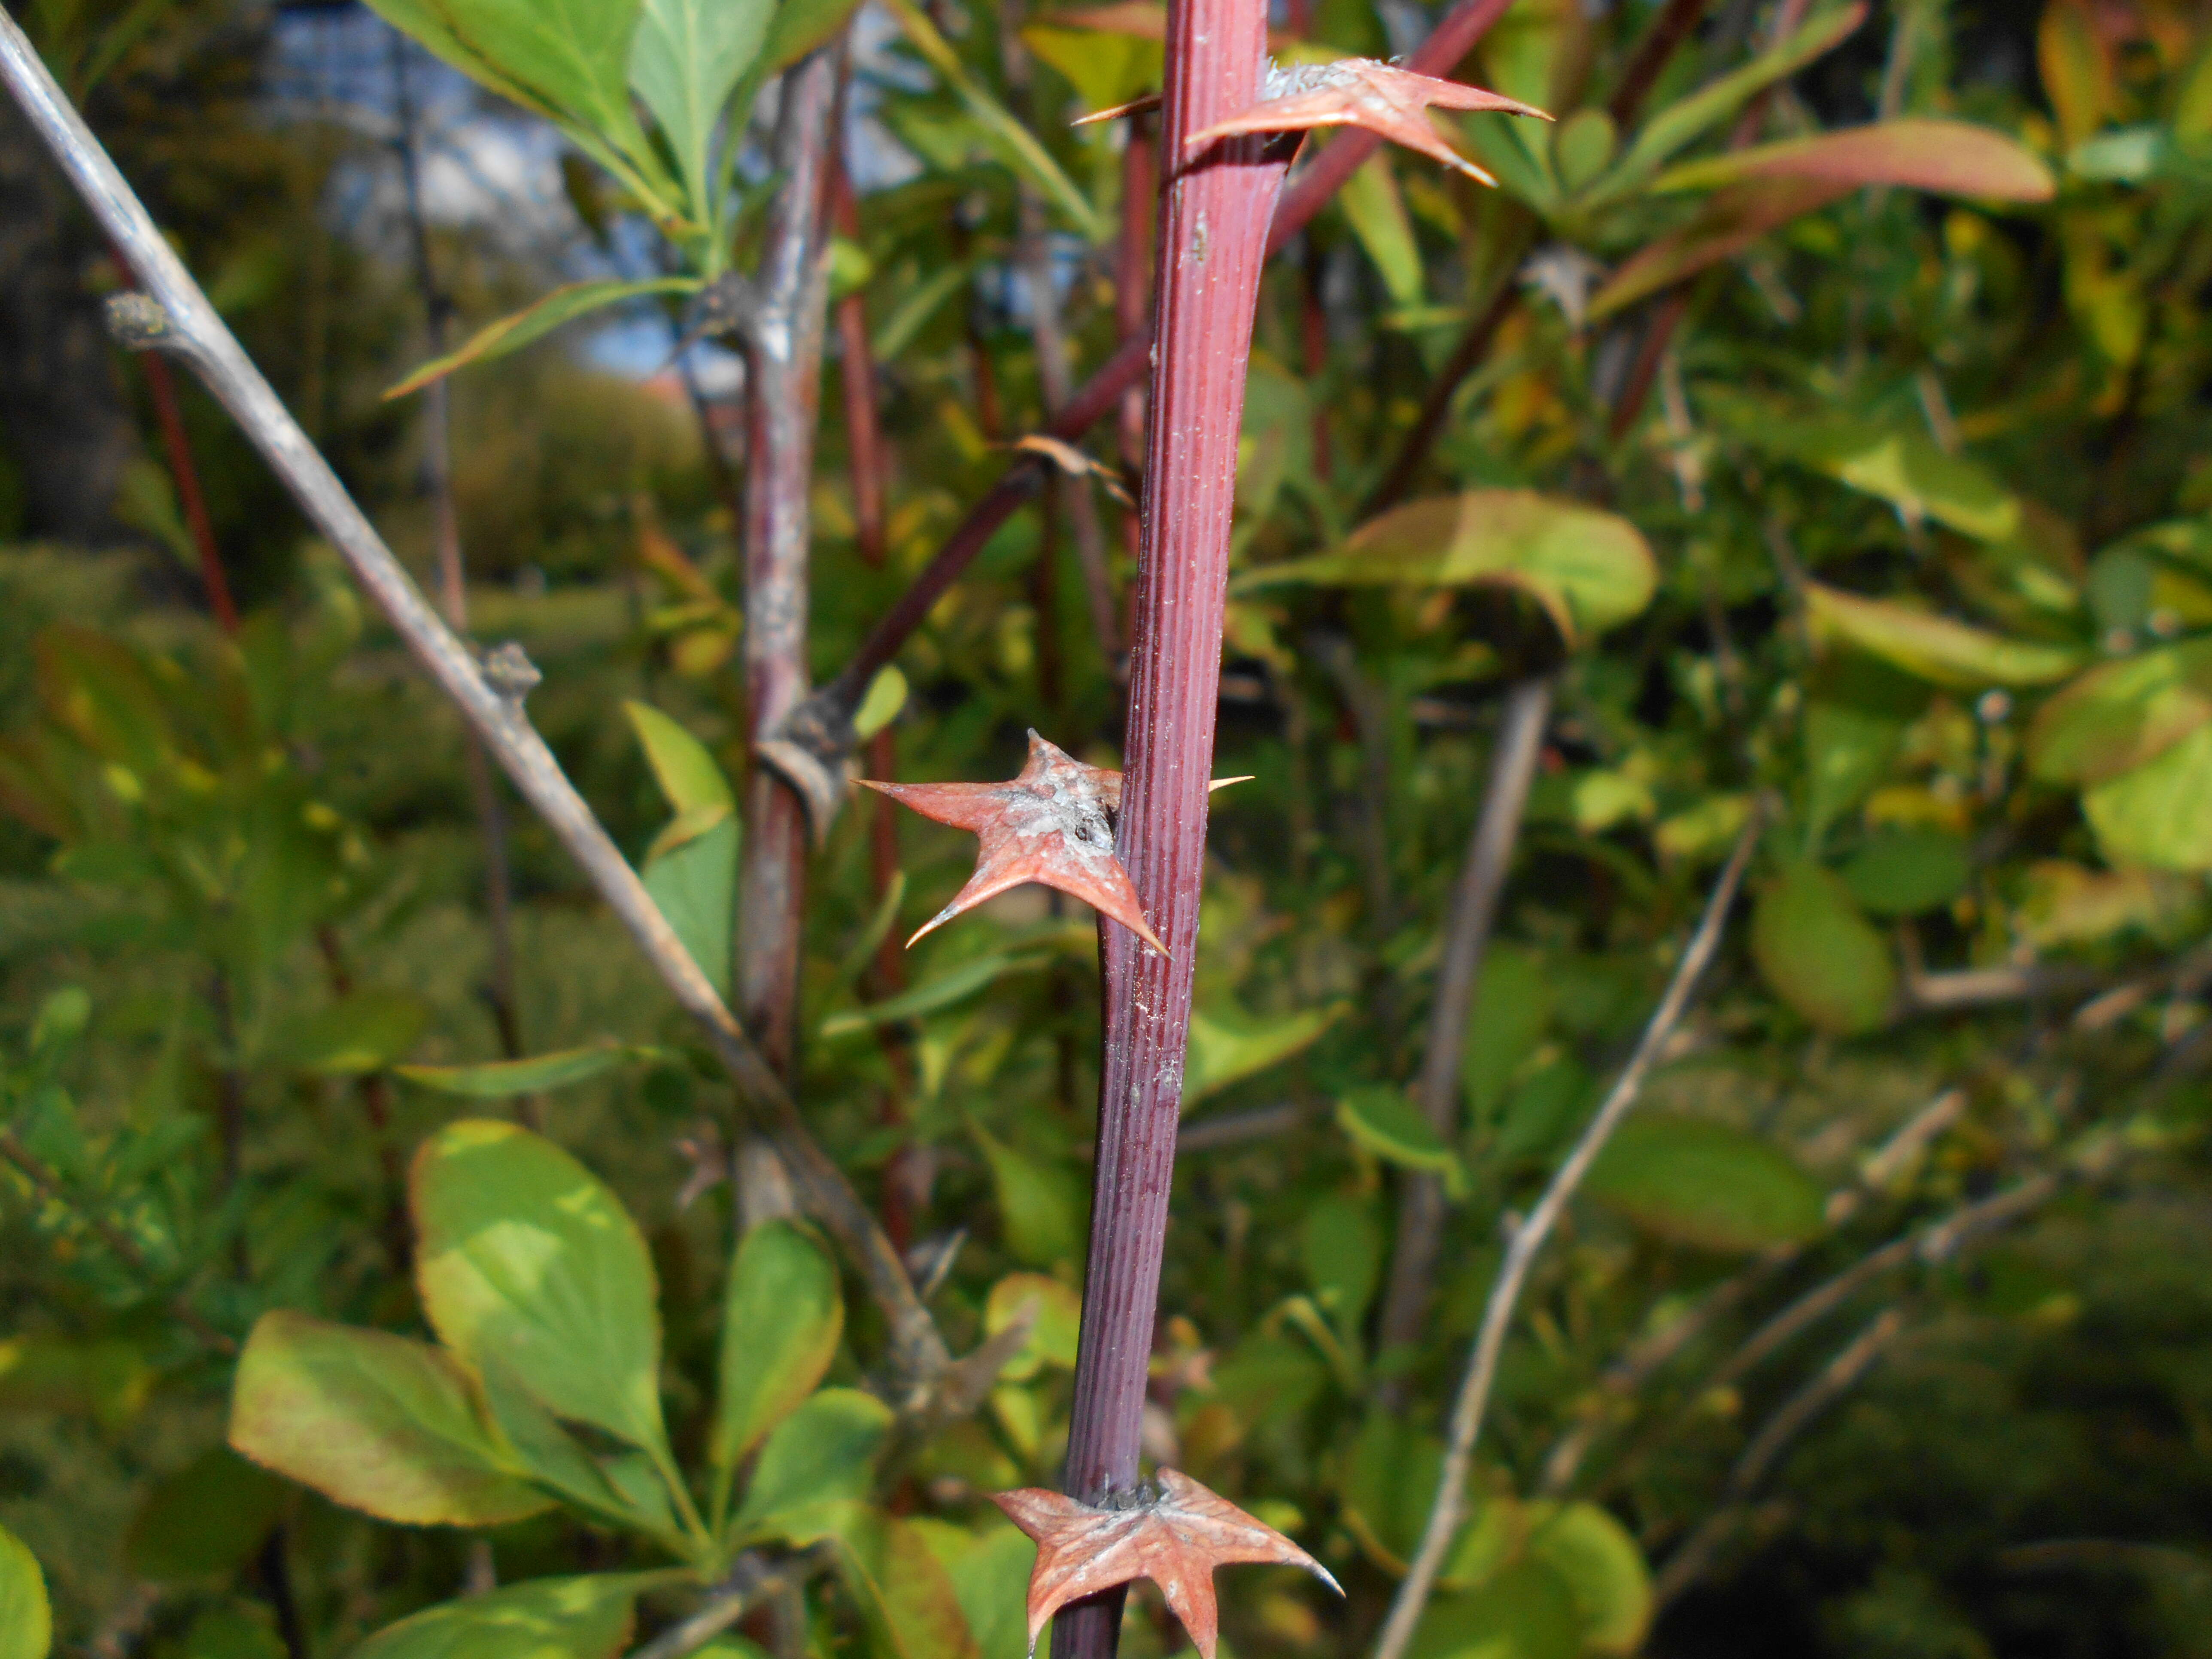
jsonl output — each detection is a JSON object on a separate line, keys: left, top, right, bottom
{"left": 992, "top": 1468, "right": 1342, "bottom": 1659}
{"left": 857, "top": 732, "right": 1248, "bottom": 957}
{"left": 1184, "top": 58, "right": 1550, "bottom": 182}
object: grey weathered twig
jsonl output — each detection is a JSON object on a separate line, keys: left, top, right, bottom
{"left": 626, "top": 1549, "right": 835, "bottom": 1659}
{"left": 0, "top": 13, "right": 947, "bottom": 1386}
{"left": 1376, "top": 676, "right": 1552, "bottom": 1369}
{"left": 1370, "top": 813, "right": 1759, "bottom": 1659}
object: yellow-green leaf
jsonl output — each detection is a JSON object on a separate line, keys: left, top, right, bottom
{"left": 1752, "top": 862, "right": 1897, "bottom": 1035}
{"left": 1336, "top": 1087, "right": 1467, "bottom": 1196}
{"left": 351, "top": 1573, "right": 663, "bottom": 1659}
{"left": 713, "top": 1221, "right": 844, "bottom": 1476}
{"left": 0, "top": 1524, "right": 50, "bottom": 1659}
{"left": 1807, "top": 585, "right": 2083, "bottom": 689}
{"left": 1583, "top": 1114, "right": 1827, "bottom": 1251}
{"left": 2083, "top": 722, "right": 2212, "bottom": 873}
{"left": 384, "top": 279, "right": 699, "bottom": 400}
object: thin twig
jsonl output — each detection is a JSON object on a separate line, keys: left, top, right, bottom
{"left": 0, "top": 14, "right": 947, "bottom": 1385}
{"left": 627, "top": 1550, "right": 834, "bottom": 1659}
{"left": 1370, "top": 813, "right": 1759, "bottom": 1659}
{"left": 1375, "top": 676, "right": 1552, "bottom": 1368}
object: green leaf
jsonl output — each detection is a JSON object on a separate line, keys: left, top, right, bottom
{"left": 267, "top": 989, "right": 428, "bottom": 1075}
{"left": 0, "top": 1524, "right": 50, "bottom": 1659}
{"left": 1241, "top": 491, "right": 1657, "bottom": 645}
{"left": 1552, "top": 108, "right": 1616, "bottom": 193}
{"left": 984, "top": 1272, "right": 1082, "bottom": 1383}
{"left": 1583, "top": 1114, "right": 1827, "bottom": 1251}
{"left": 761, "top": 0, "right": 867, "bottom": 73}
{"left": 1182, "top": 1001, "right": 1341, "bottom": 1109}
{"left": 821, "top": 951, "right": 1054, "bottom": 1037}
{"left": 1410, "top": 1559, "right": 1583, "bottom": 1659}
{"left": 853, "top": 665, "right": 910, "bottom": 740}
{"left": 1806, "top": 585, "right": 2083, "bottom": 688}
{"left": 1752, "top": 863, "right": 1896, "bottom": 1036}
{"left": 1340, "top": 1412, "right": 1446, "bottom": 1571}
{"left": 969, "top": 1119, "right": 1084, "bottom": 1269}
{"left": 1525, "top": 1503, "right": 1651, "bottom": 1656}
{"left": 734, "top": 1389, "right": 893, "bottom": 1534}
{"left": 2083, "top": 722, "right": 2212, "bottom": 873}
{"left": 713, "top": 1220, "right": 844, "bottom": 1480}
{"left": 942, "top": 1524, "right": 1044, "bottom": 1659}
{"left": 1745, "top": 420, "right": 2024, "bottom": 543}
{"left": 1603, "top": 4, "right": 1866, "bottom": 192}
{"left": 880, "top": 0, "right": 1108, "bottom": 241}
{"left": 1020, "top": 21, "right": 1160, "bottom": 113}
{"left": 125, "top": 1447, "right": 289, "bottom": 1581}
{"left": 383, "top": 279, "right": 699, "bottom": 400}
{"left": 1840, "top": 827, "right": 1971, "bottom": 917}
{"left": 475, "top": 1357, "right": 650, "bottom": 1531}
{"left": 1461, "top": 944, "right": 1555, "bottom": 1120}
{"left": 411, "top": 1121, "right": 670, "bottom": 1458}
{"left": 644, "top": 814, "right": 739, "bottom": 1002}
{"left": 628, "top": 0, "right": 774, "bottom": 220}
{"left": 1336, "top": 1087, "right": 1467, "bottom": 1196}
{"left": 1651, "top": 118, "right": 2057, "bottom": 202}
{"left": 351, "top": 1574, "right": 664, "bottom": 1659}
{"left": 1301, "top": 1192, "right": 1383, "bottom": 1333}
{"left": 174, "top": 1601, "right": 286, "bottom": 1659}
{"left": 398, "top": 1041, "right": 659, "bottom": 1098}
{"left": 228, "top": 1310, "right": 552, "bottom": 1527}
{"left": 625, "top": 700, "right": 735, "bottom": 815}
{"left": 0, "top": 1334, "right": 151, "bottom": 1428}
{"left": 774, "top": 1503, "right": 981, "bottom": 1659}
{"left": 1340, "top": 154, "right": 1425, "bottom": 307}
{"left": 2028, "top": 637, "right": 2212, "bottom": 787}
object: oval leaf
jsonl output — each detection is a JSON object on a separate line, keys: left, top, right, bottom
{"left": 229, "top": 1310, "right": 551, "bottom": 1527}
{"left": 1336, "top": 1086, "right": 1467, "bottom": 1195}
{"left": 1744, "top": 420, "right": 2022, "bottom": 543}
{"left": 410, "top": 1121, "right": 668, "bottom": 1456}
{"left": 384, "top": 278, "right": 699, "bottom": 400}
{"left": 734, "top": 1390, "right": 894, "bottom": 1535}
{"left": 625, "top": 700, "right": 735, "bottom": 815}
{"left": 1243, "top": 491, "right": 1657, "bottom": 644}
{"left": 1652, "top": 118, "right": 2056, "bottom": 201}
{"left": 352, "top": 1573, "right": 660, "bottom": 1659}
{"left": 1527, "top": 1503, "right": 1651, "bottom": 1656}
{"left": 1807, "top": 585, "right": 2082, "bottom": 689}
{"left": 1583, "top": 1114, "right": 1827, "bottom": 1250}
{"left": 1752, "top": 863, "right": 1897, "bottom": 1036}
{"left": 0, "top": 1524, "right": 50, "bottom": 1659}
{"left": 1839, "top": 826, "right": 1971, "bottom": 917}
{"left": 714, "top": 1220, "right": 844, "bottom": 1475}
{"left": 2028, "top": 637, "right": 2212, "bottom": 786}
{"left": 628, "top": 0, "right": 774, "bottom": 213}
{"left": 969, "top": 1119, "right": 1084, "bottom": 1269}
{"left": 644, "top": 814, "right": 740, "bottom": 1002}
{"left": 2083, "top": 722, "right": 2212, "bottom": 873}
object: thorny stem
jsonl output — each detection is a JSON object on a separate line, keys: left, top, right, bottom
{"left": 791, "top": 0, "right": 1521, "bottom": 751}
{"left": 1055, "top": 0, "right": 1291, "bottom": 1652}
{"left": 735, "top": 47, "right": 842, "bottom": 1076}
{"left": 0, "top": 12, "right": 948, "bottom": 1385}
{"left": 390, "top": 30, "right": 527, "bottom": 1079}
{"left": 1369, "top": 815, "right": 1758, "bottom": 1659}
{"left": 1373, "top": 676, "right": 1551, "bottom": 1376}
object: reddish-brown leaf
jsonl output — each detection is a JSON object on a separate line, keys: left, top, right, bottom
{"left": 1652, "top": 117, "right": 2057, "bottom": 201}
{"left": 1588, "top": 176, "right": 1851, "bottom": 322}
{"left": 992, "top": 1468, "right": 1341, "bottom": 1659}
{"left": 1184, "top": 58, "right": 1550, "bottom": 181}
{"left": 858, "top": 731, "right": 1159, "bottom": 951}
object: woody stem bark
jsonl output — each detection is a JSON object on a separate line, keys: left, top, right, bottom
{"left": 1055, "top": 0, "right": 1287, "bottom": 1652}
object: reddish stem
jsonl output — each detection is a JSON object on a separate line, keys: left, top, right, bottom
{"left": 832, "top": 161, "right": 889, "bottom": 567}
{"left": 1056, "top": 0, "right": 1288, "bottom": 1652}
{"left": 1607, "top": 0, "right": 1711, "bottom": 125}
{"left": 137, "top": 348, "right": 238, "bottom": 633}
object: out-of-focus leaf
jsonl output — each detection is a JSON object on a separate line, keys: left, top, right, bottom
{"left": 942, "top": 1523, "right": 1043, "bottom": 1659}
{"left": 625, "top": 700, "right": 735, "bottom": 815}
{"left": 2028, "top": 638, "right": 2212, "bottom": 787}
{"left": 1602, "top": 4, "right": 1866, "bottom": 190}
{"left": 350, "top": 1573, "right": 662, "bottom": 1659}
{"left": 1583, "top": 1114, "right": 1827, "bottom": 1250}
{"left": 125, "top": 1447, "right": 289, "bottom": 1581}
{"left": 1300, "top": 1193, "right": 1382, "bottom": 1333}
{"left": 174, "top": 1601, "right": 285, "bottom": 1659}
{"left": 0, "top": 1523, "right": 50, "bottom": 1659}
{"left": 2037, "top": 0, "right": 2111, "bottom": 149}
{"left": 1242, "top": 491, "right": 1656, "bottom": 644}
{"left": 1340, "top": 154, "right": 1425, "bottom": 307}
{"left": 383, "top": 280, "right": 697, "bottom": 400}
{"left": 1743, "top": 419, "right": 2023, "bottom": 543}
{"left": 268, "top": 989, "right": 428, "bottom": 1076}
{"left": 1651, "top": 118, "right": 2056, "bottom": 201}
{"left": 1021, "top": 21, "right": 1160, "bottom": 112}
{"left": 1183, "top": 1001, "right": 1341, "bottom": 1108}
{"left": 2018, "top": 860, "right": 2198, "bottom": 948}
{"left": 1340, "top": 1412, "right": 1446, "bottom": 1570}
{"left": 411, "top": 1121, "right": 670, "bottom": 1458}
{"left": 853, "top": 665, "right": 909, "bottom": 741}
{"left": 821, "top": 951, "right": 1053, "bottom": 1037}
{"left": 985, "top": 1273, "right": 1082, "bottom": 1382}
{"left": 734, "top": 1390, "right": 893, "bottom": 1533}
{"left": 1840, "top": 826, "right": 1972, "bottom": 916}
{"left": 1336, "top": 1087, "right": 1466, "bottom": 1195}
{"left": 713, "top": 1221, "right": 843, "bottom": 1477}
{"left": 0, "top": 1335, "right": 151, "bottom": 1428}
{"left": 774, "top": 1502, "right": 981, "bottom": 1659}
{"left": 1527, "top": 1502, "right": 1651, "bottom": 1655}
{"left": 1589, "top": 177, "right": 1850, "bottom": 319}
{"left": 880, "top": 0, "right": 1107, "bottom": 241}
{"left": 2083, "top": 723, "right": 2212, "bottom": 873}
{"left": 1408, "top": 1559, "right": 1583, "bottom": 1659}
{"left": 1462, "top": 944, "right": 1553, "bottom": 1120}
{"left": 644, "top": 814, "right": 739, "bottom": 1002}
{"left": 627, "top": 0, "right": 772, "bottom": 216}
{"left": 969, "top": 1120, "right": 1084, "bottom": 1269}
{"left": 229, "top": 1311, "right": 550, "bottom": 1526}
{"left": 1752, "top": 863, "right": 1896, "bottom": 1035}
{"left": 762, "top": 0, "right": 867, "bottom": 73}
{"left": 1806, "top": 585, "right": 2083, "bottom": 688}
{"left": 398, "top": 1041, "right": 659, "bottom": 1097}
